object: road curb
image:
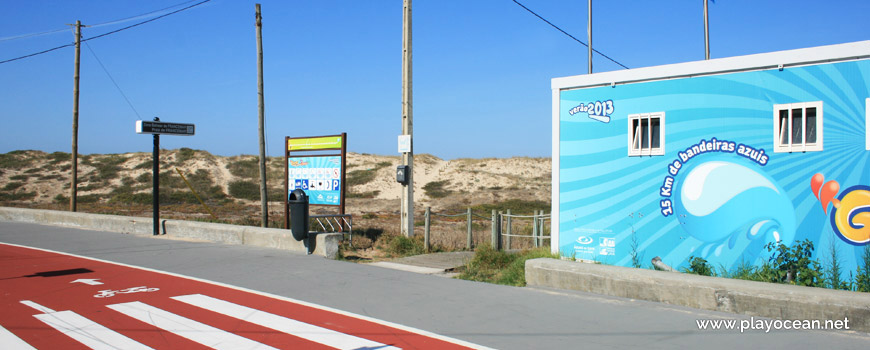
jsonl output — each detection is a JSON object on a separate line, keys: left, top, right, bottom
{"left": 525, "top": 258, "right": 870, "bottom": 333}
{"left": 0, "top": 207, "right": 341, "bottom": 258}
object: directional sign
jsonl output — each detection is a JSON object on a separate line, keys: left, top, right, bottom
{"left": 135, "top": 120, "right": 195, "bottom": 136}
{"left": 0, "top": 243, "right": 481, "bottom": 349}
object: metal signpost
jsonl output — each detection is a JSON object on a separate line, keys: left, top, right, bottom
{"left": 136, "top": 119, "right": 195, "bottom": 235}
{"left": 284, "top": 133, "right": 348, "bottom": 230}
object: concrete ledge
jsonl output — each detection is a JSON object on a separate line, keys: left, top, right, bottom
{"left": 526, "top": 258, "right": 870, "bottom": 333}
{"left": 0, "top": 207, "right": 341, "bottom": 259}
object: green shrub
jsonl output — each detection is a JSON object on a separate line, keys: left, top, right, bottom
{"left": 385, "top": 234, "right": 426, "bottom": 258}
{"left": 228, "top": 180, "right": 260, "bottom": 200}
{"left": 48, "top": 151, "right": 70, "bottom": 164}
{"left": 3, "top": 182, "right": 24, "bottom": 191}
{"left": 0, "top": 191, "right": 36, "bottom": 201}
{"left": 227, "top": 158, "right": 259, "bottom": 178}
{"left": 458, "top": 246, "right": 559, "bottom": 286}
{"left": 423, "top": 180, "right": 452, "bottom": 198}
{"left": 175, "top": 148, "right": 196, "bottom": 164}
{"left": 346, "top": 169, "right": 377, "bottom": 187}
{"left": 765, "top": 239, "right": 823, "bottom": 287}
{"left": 89, "top": 155, "right": 127, "bottom": 181}
{"left": 136, "top": 172, "right": 151, "bottom": 183}
{"left": 0, "top": 152, "right": 34, "bottom": 169}
{"left": 682, "top": 256, "right": 715, "bottom": 276}
{"left": 347, "top": 190, "right": 379, "bottom": 199}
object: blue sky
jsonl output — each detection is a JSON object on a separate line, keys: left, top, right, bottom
{"left": 1, "top": 0, "right": 868, "bottom": 159}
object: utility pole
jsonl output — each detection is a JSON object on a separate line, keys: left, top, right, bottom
{"left": 587, "top": 0, "right": 592, "bottom": 74}
{"left": 400, "top": 0, "right": 414, "bottom": 237}
{"left": 70, "top": 20, "right": 82, "bottom": 212}
{"left": 704, "top": 0, "right": 710, "bottom": 60}
{"left": 256, "top": 3, "right": 268, "bottom": 227}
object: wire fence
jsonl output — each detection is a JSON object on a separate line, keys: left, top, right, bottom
{"left": 422, "top": 207, "right": 550, "bottom": 252}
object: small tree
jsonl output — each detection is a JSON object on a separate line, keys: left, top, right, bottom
{"left": 765, "top": 239, "right": 823, "bottom": 287}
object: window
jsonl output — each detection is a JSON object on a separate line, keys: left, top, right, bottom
{"left": 628, "top": 112, "right": 665, "bottom": 156}
{"left": 773, "top": 102, "right": 823, "bottom": 153}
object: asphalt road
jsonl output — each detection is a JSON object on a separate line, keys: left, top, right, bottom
{"left": 2, "top": 221, "right": 868, "bottom": 349}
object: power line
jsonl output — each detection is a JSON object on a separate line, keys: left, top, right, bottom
{"left": 0, "top": 0, "right": 200, "bottom": 42}
{"left": 0, "top": 0, "right": 212, "bottom": 65}
{"left": 84, "top": 41, "right": 142, "bottom": 119}
{"left": 83, "top": 0, "right": 212, "bottom": 43}
{"left": 510, "top": 0, "right": 629, "bottom": 70}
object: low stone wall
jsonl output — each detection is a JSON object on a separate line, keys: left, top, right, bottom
{"left": 0, "top": 207, "right": 341, "bottom": 258}
{"left": 526, "top": 258, "right": 870, "bottom": 333}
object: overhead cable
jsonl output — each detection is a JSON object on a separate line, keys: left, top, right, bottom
{"left": 0, "top": 0, "right": 212, "bottom": 65}
{"left": 510, "top": 0, "right": 629, "bottom": 69}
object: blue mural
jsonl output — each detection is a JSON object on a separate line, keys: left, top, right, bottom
{"left": 557, "top": 60, "right": 870, "bottom": 278}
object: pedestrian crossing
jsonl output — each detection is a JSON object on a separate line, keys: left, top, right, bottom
{"left": 10, "top": 294, "right": 401, "bottom": 350}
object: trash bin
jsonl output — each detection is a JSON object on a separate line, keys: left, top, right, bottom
{"left": 288, "top": 189, "right": 309, "bottom": 241}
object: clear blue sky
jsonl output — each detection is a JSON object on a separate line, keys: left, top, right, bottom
{"left": 1, "top": 0, "right": 868, "bottom": 159}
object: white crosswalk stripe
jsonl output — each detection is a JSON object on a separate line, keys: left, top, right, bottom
{"left": 0, "top": 325, "right": 37, "bottom": 350}
{"left": 173, "top": 294, "right": 401, "bottom": 350}
{"left": 107, "top": 301, "right": 278, "bottom": 350}
{"left": 34, "top": 310, "right": 154, "bottom": 350}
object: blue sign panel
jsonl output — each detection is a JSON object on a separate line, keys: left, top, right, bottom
{"left": 288, "top": 156, "right": 342, "bottom": 206}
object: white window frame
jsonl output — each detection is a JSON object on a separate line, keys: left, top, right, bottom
{"left": 773, "top": 101, "right": 823, "bottom": 153}
{"left": 627, "top": 112, "right": 665, "bottom": 156}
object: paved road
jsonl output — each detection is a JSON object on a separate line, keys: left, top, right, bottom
{"left": 2, "top": 221, "right": 868, "bottom": 349}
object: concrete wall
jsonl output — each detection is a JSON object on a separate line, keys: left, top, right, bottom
{"left": 526, "top": 258, "right": 870, "bottom": 333}
{"left": 0, "top": 207, "right": 341, "bottom": 259}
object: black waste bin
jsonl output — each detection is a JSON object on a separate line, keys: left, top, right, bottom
{"left": 288, "top": 189, "right": 309, "bottom": 241}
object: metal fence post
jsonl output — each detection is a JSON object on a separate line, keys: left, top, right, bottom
{"left": 424, "top": 206, "right": 431, "bottom": 252}
{"left": 540, "top": 210, "right": 546, "bottom": 247}
{"left": 532, "top": 211, "right": 538, "bottom": 248}
{"left": 505, "top": 209, "right": 512, "bottom": 251}
{"left": 466, "top": 207, "right": 473, "bottom": 250}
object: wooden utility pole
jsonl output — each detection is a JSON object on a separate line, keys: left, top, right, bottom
{"left": 70, "top": 20, "right": 82, "bottom": 212}
{"left": 587, "top": 0, "right": 592, "bottom": 74}
{"left": 401, "top": 0, "right": 414, "bottom": 237}
{"left": 256, "top": 3, "right": 268, "bottom": 227}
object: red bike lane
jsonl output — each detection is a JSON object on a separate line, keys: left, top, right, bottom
{"left": 0, "top": 242, "right": 483, "bottom": 349}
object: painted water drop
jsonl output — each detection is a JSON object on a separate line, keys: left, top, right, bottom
{"left": 674, "top": 160, "right": 796, "bottom": 259}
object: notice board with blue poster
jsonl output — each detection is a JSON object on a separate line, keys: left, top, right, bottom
{"left": 284, "top": 133, "right": 347, "bottom": 229}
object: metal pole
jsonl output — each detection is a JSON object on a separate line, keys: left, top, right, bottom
{"left": 505, "top": 209, "right": 512, "bottom": 250}
{"left": 587, "top": 0, "right": 592, "bottom": 74}
{"left": 533, "top": 211, "right": 538, "bottom": 248}
{"left": 466, "top": 207, "right": 473, "bottom": 250}
{"left": 401, "top": 0, "right": 415, "bottom": 237}
{"left": 256, "top": 4, "right": 268, "bottom": 227}
{"left": 424, "top": 206, "right": 430, "bottom": 252}
{"left": 70, "top": 20, "right": 82, "bottom": 212}
{"left": 152, "top": 118, "right": 160, "bottom": 236}
{"left": 704, "top": 0, "right": 710, "bottom": 60}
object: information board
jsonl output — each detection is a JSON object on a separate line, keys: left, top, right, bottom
{"left": 284, "top": 133, "right": 347, "bottom": 231}
{"left": 288, "top": 156, "right": 342, "bottom": 205}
